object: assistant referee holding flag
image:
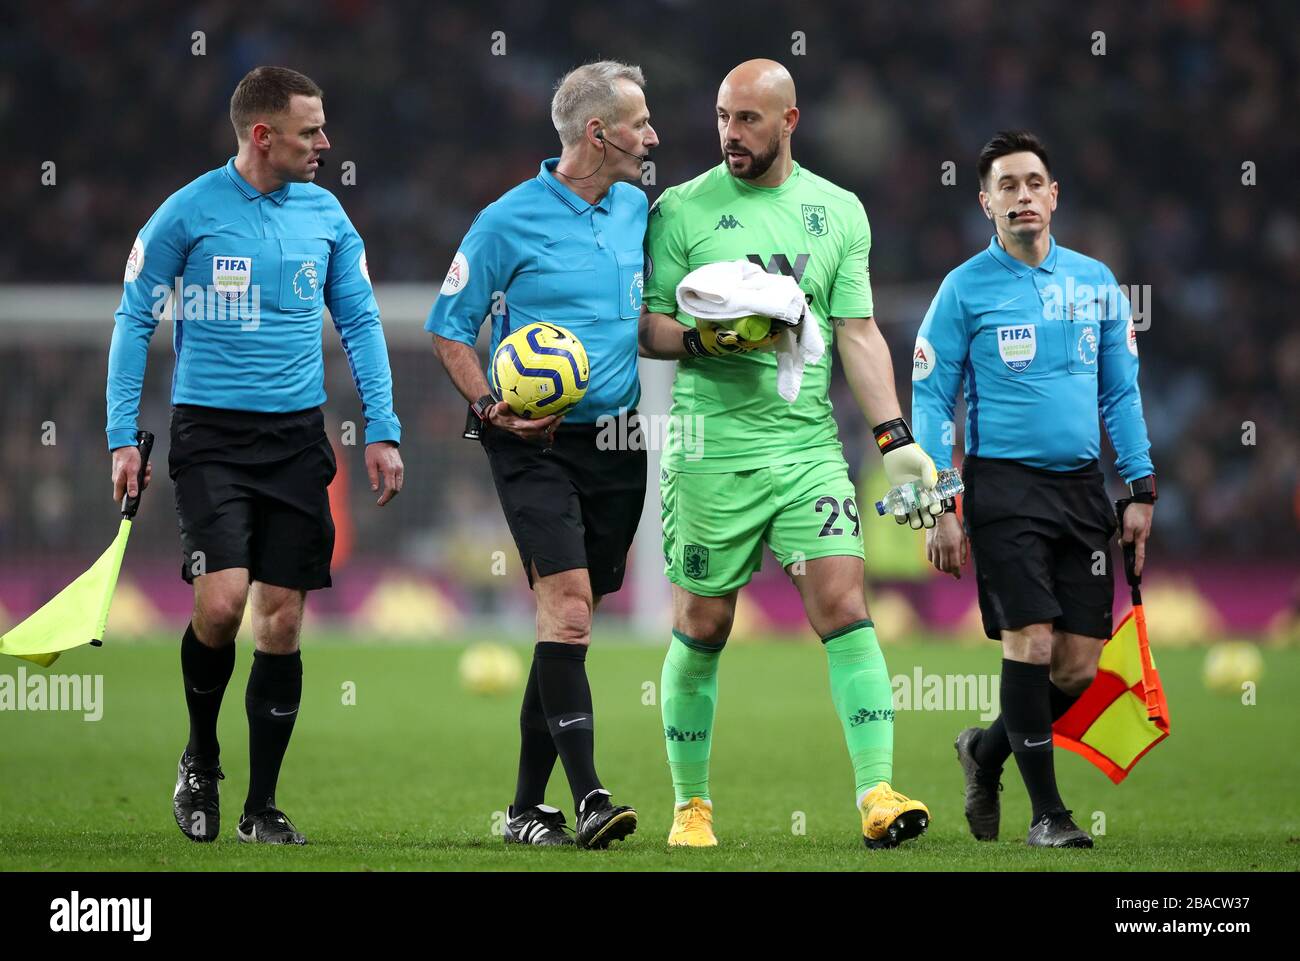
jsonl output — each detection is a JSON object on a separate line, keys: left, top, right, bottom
{"left": 913, "top": 131, "right": 1155, "bottom": 848}
{"left": 429, "top": 61, "right": 657, "bottom": 849}
{"left": 107, "top": 66, "right": 403, "bottom": 845}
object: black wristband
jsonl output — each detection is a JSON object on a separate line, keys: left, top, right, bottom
{"left": 682, "top": 329, "right": 707, "bottom": 357}
{"left": 471, "top": 394, "right": 495, "bottom": 421}
{"left": 872, "top": 418, "right": 915, "bottom": 455}
{"left": 1128, "top": 474, "right": 1158, "bottom": 504}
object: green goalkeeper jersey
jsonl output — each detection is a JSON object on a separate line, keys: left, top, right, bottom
{"left": 644, "top": 161, "right": 874, "bottom": 473}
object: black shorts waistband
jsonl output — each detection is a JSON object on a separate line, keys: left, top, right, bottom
{"left": 172, "top": 404, "right": 322, "bottom": 426}
{"left": 170, "top": 404, "right": 326, "bottom": 471}
{"left": 963, "top": 455, "right": 1102, "bottom": 482}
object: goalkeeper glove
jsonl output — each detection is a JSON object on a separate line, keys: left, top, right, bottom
{"left": 683, "top": 322, "right": 780, "bottom": 357}
{"left": 874, "top": 417, "right": 943, "bottom": 530}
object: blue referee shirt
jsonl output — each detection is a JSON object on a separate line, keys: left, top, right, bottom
{"left": 911, "top": 236, "right": 1154, "bottom": 482}
{"left": 426, "top": 159, "right": 647, "bottom": 423}
{"left": 107, "top": 158, "right": 401, "bottom": 450}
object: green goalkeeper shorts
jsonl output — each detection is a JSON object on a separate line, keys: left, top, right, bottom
{"left": 661, "top": 457, "right": 865, "bottom": 597}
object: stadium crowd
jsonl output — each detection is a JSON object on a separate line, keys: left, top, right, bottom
{"left": 0, "top": 0, "right": 1295, "bottom": 566}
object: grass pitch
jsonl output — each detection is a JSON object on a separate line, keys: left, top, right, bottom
{"left": 1, "top": 636, "right": 1296, "bottom": 871}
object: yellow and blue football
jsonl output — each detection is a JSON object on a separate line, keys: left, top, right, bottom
{"left": 491, "top": 322, "right": 590, "bottom": 419}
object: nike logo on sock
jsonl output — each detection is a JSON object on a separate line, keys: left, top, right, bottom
{"left": 1023, "top": 736, "right": 1052, "bottom": 747}
{"left": 558, "top": 717, "right": 586, "bottom": 727}
{"left": 270, "top": 707, "right": 299, "bottom": 717}
{"left": 191, "top": 685, "right": 223, "bottom": 695}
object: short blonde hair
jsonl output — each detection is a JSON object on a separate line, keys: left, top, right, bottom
{"left": 550, "top": 60, "right": 645, "bottom": 147}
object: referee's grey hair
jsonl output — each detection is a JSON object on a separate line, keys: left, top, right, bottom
{"left": 551, "top": 61, "right": 646, "bottom": 148}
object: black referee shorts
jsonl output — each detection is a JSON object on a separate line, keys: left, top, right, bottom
{"left": 962, "top": 455, "right": 1117, "bottom": 641}
{"left": 481, "top": 413, "right": 647, "bottom": 597}
{"left": 169, "top": 405, "right": 337, "bottom": 591}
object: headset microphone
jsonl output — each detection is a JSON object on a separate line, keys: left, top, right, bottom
{"left": 557, "top": 130, "right": 649, "bottom": 181}
{"left": 597, "top": 129, "right": 650, "bottom": 163}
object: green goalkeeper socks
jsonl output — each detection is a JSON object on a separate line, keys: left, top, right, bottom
{"left": 661, "top": 631, "right": 723, "bottom": 804}
{"left": 823, "top": 620, "right": 894, "bottom": 800}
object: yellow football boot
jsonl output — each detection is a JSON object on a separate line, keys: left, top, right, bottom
{"left": 667, "top": 797, "right": 718, "bottom": 847}
{"left": 859, "top": 782, "right": 930, "bottom": 849}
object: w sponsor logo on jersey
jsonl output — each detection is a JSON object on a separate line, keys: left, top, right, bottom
{"left": 996, "top": 324, "right": 1036, "bottom": 372}
{"left": 212, "top": 256, "right": 251, "bottom": 301}
{"left": 746, "top": 252, "right": 810, "bottom": 284}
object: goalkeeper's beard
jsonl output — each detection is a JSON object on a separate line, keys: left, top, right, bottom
{"left": 723, "top": 132, "right": 782, "bottom": 180}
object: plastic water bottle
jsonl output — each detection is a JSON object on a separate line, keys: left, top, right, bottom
{"left": 874, "top": 467, "right": 965, "bottom": 519}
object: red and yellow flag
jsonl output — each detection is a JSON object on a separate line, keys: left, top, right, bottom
{"left": 1052, "top": 608, "right": 1171, "bottom": 784}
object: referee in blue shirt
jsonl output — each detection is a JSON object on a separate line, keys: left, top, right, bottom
{"left": 429, "top": 61, "right": 657, "bottom": 849}
{"left": 912, "top": 131, "right": 1155, "bottom": 848}
{"left": 107, "top": 66, "right": 404, "bottom": 845}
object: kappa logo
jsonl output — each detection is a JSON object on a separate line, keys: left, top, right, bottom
{"left": 997, "top": 324, "right": 1036, "bottom": 372}
{"left": 1076, "top": 325, "right": 1099, "bottom": 365}
{"left": 912, "top": 335, "right": 935, "bottom": 381}
{"left": 212, "top": 256, "right": 252, "bottom": 301}
{"left": 714, "top": 214, "right": 743, "bottom": 230}
{"left": 441, "top": 250, "right": 469, "bottom": 296}
{"left": 291, "top": 260, "right": 319, "bottom": 302}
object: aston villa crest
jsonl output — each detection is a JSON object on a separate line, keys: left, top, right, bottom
{"left": 802, "top": 204, "right": 828, "bottom": 237}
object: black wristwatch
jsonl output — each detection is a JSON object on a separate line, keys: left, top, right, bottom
{"left": 1127, "top": 474, "right": 1158, "bottom": 504}
{"left": 463, "top": 393, "right": 497, "bottom": 440}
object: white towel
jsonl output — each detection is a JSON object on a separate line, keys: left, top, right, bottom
{"left": 675, "top": 260, "right": 826, "bottom": 403}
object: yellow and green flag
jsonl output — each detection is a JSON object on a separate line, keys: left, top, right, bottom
{"left": 0, "top": 519, "right": 133, "bottom": 667}
{"left": 0, "top": 429, "right": 153, "bottom": 668}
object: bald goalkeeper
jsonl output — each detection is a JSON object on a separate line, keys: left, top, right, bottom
{"left": 639, "top": 60, "right": 939, "bottom": 850}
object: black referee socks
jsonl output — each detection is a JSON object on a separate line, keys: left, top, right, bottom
{"left": 1000, "top": 658, "right": 1066, "bottom": 822}
{"left": 180, "top": 622, "right": 236, "bottom": 764}
{"left": 244, "top": 649, "right": 303, "bottom": 816}
{"left": 513, "top": 655, "right": 559, "bottom": 812}
{"left": 974, "top": 681, "right": 1080, "bottom": 772}
{"left": 535, "top": 641, "right": 603, "bottom": 809}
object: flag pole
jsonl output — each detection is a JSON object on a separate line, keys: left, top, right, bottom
{"left": 1115, "top": 496, "right": 1167, "bottom": 726}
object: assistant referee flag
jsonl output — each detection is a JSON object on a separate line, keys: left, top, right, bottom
{"left": 1052, "top": 534, "right": 1171, "bottom": 784}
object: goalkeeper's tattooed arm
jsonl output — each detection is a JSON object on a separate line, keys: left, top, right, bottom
{"left": 834, "top": 315, "right": 905, "bottom": 426}
{"left": 836, "top": 315, "right": 941, "bottom": 529}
